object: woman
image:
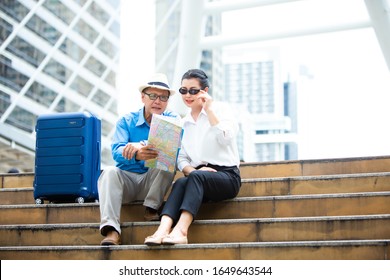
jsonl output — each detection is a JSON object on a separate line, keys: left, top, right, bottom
{"left": 144, "top": 69, "right": 241, "bottom": 245}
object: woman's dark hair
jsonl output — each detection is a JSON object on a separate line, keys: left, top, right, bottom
{"left": 181, "top": 69, "right": 210, "bottom": 89}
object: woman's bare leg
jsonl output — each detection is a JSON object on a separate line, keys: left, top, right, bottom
{"left": 152, "top": 215, "right": 174, "bottom": 237}
{"left": 168, "top": 210, "right": 193, "bottom": 238}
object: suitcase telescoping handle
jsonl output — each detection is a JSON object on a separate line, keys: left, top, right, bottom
{"left": 85, "top": 110, "right": 101, "bottom": 172}
{"left": 96, "top": 141, "right": 100, "bottom": 171}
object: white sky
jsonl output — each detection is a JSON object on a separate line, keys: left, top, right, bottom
{"left": 119, "top": 0, "right": 390, "bottom": 160}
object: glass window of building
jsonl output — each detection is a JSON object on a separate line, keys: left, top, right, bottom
{"left": 26, "top": 14, "right": 61, "bottom": 46}
{"left": 25, "top": 82, "right": 57, "bottom": 107}
{"left": 92, "top": 89, "right": 110, "bottom": 107}
{"left": 0, "top": 90, "right": 11, "bottom": 115}
{"left": 0, "top": 18, "right": 13, "bottom": 44}
{"left": 104, "top": 70, "right": 116, "bottom": 87}
{"left": 256, "top": 143, "right": 276, "bottom": 162}
{"left": 43, "top": 58, "right": 71, "bottom": 84}
{"left": 4, "top": 106, "right": 36, "bottom": 133}
{"left": 55, "top": 97, "right": 80, "bottom": 113}
{"left": 97, "top": 37, "right": 118, "bottom": 58}
{"left": 74, "top": 0, "right": 88, "bottom": 7}
{"left": 0, "top": 55, "right": 29, "bottom": 91}
{"left": 0, "top": 0, "right": 29, "bottom": 22}
{"left": 6, "top": 36, "right": 46, "bottom": 67}
{"left": 70, "top": 75, "right": 93, "bottom": 97}
{"left": 85, "top": 55, "right": 106, "bottom": 77}
{"left": 87, "top": 2, "right": 110, "bottom": 26}
{"left": 43, "top": 0, "right": 75, "bottom": 25}
{"left": 59, "top": 38, "right": 86, "bottom": 62}
{"left": 73, "top": 19, "right": 98, "bottom": 44}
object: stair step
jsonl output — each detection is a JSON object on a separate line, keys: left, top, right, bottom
{"left": 3, "top": 172, "right": 390, "bottom": 205}
{"left": 240, "top": 172, "right": 390, "bottom": 197}
{"left": 1, "top": 215, "right": 389, "bottom": 246}
{"left": 239, "top": 155, "right": 390, "bottom": 178}
{"left": 0, "top": 188, "right": 34, "bottom": 205}
{"left": 0, "top": 173, "right": 34, "bottom": 189}
{"left": 3, "top": 156, "right": 390, "bottom": 189}
{"left": 1, "top": 192, "right": 390, "bottom": 225}
{"left": 1, "top": 240, "right": 389, "bottom": 260}
{"left": 2, "top": 155, "right": 390, "bottom": 260}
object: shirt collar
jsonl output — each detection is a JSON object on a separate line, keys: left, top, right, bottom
{"left": 183, "top": 109, "right": 207, "bottom": 124}
{"left": 136, "top": 107, "right": 148, "bottom": 127}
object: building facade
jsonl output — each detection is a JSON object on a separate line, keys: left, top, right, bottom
{"left": 223, "top": 46, "right": 297, "bottom": 162}
{"left": 0, "top": 0, "right": 120, "bottom": 172}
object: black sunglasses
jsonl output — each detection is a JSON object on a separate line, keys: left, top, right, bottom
{"left": 179, "top": 88, "right": 202, "bottom": 95}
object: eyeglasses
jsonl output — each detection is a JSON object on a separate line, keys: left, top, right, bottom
{"left": 179, "top": 88, "right": 202, "bottom": 95}
{"left": 144, "top": 92, "right": 169, "bottom": 102}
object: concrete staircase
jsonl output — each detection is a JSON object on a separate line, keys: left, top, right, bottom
{"left": 0, "top": 156, "right": 390, "bottom": 260}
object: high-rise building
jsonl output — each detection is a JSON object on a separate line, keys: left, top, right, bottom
{"left": 0, "top": 0, "right": 120, "bottom": 172}
{"left": 223, "top": 46, "right": 296, "bottom": 162}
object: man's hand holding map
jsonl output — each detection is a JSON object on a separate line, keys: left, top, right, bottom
{"left": 145, "top": 114, "right": 183, "bottom": 173}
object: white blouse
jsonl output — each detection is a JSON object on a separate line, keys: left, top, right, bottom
{"left": 177, "top": 105, "right": 240, "bottom": 171}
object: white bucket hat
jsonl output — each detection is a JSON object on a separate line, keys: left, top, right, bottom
{"left": 138, "top": 73, "right": 176, "bottom": 96}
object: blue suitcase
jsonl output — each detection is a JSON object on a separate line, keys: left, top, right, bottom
{"left": 33, "top": 112, "right": 101, "bottom": 204}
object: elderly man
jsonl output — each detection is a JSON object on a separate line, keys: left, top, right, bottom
{"left": 98, "top": 73, "right": 179, "bottom": 245}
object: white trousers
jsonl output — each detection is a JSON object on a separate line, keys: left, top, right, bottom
{"left": 98, "top": 166, "right": 174, "bottom": 235}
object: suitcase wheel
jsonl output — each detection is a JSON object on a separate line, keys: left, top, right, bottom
{"left": 35, "top": 198, "right": 44, "bottom": 205}
{"left": 75, "top": 197, "right": 85, "bottom": 204}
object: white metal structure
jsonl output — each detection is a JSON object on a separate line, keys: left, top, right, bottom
{"left": 161, "top": 0, "right": 390, "bottom": 162}
{"left": 168, "top": 0, "right": 390, "bottom": 115}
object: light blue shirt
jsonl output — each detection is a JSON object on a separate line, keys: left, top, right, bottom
{"left": 112, "top": 107, "right": 179, "bottom": 173}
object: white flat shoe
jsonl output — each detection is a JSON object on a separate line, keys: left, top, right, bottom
{"left": 162, "top": 235, "right": 188, "bottom": 245}
{"left": 144, "top": 235, "right": 167, "bottom": 246}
